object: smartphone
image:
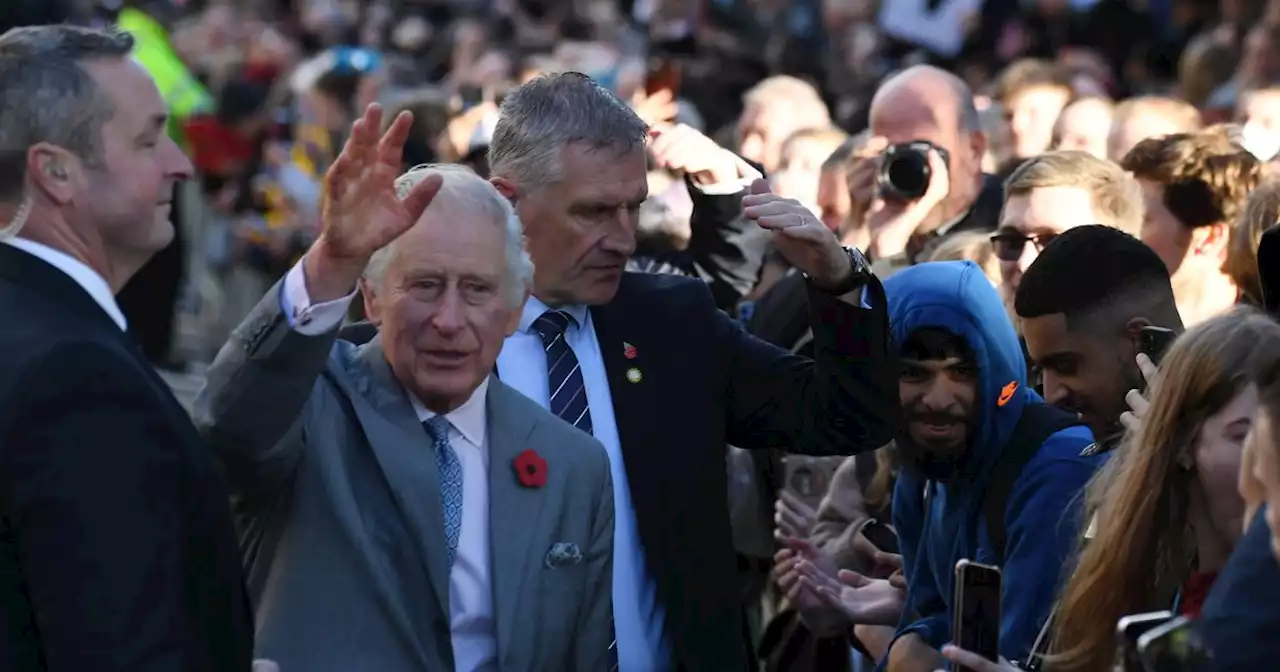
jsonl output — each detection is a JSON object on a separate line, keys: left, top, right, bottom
{"left": 857, "top": 517, "right": 900, "bottom": 555}
{"left": 952, "top": 560, "right": 1002, "bottom": 672}
{"left": 645, "top": 58, "right": 682, "bottom": 96}
{"left": 1115, "top": 611, "right": 1172, "bottom": 672}
{"left": 1137, "top": 615, "right": 1211, "bottom": 672}
{"left": 1139, "top": 326, "right": 1177, "bottom": 367}
{"left": 781, "top": 456, "right": 841, "bottom": 511}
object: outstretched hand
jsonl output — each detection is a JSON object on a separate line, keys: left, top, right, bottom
{"left": 802, "top": 563, "right": 907, "bottom": 627}
{"left": 307, "top": 104, "right": 444, "bottom": 299}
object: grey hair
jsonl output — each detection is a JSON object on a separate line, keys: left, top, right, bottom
{"left": 364, "top": 164, "right": 534, "bottom": 309}
{"left": 488, "top": 72, "right": 649, "bottom": 192}
{"left": 0, "top": 25, "right": 134, "bottom": 237}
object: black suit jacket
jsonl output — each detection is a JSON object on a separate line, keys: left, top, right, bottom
{"left": 587, "top": 271, "right": 896, "bottom": 670}
{"left": 0, "top": 245, "right": 253, "bottom": 672}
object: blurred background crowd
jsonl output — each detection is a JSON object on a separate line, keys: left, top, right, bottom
{"left": 9, "top": 0, "right": 1280, "bottom": 375}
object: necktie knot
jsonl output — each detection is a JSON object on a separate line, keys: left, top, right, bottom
{"left": 532, "top": 309, "right": 575, "bottom": 343}
{"left": 423, "top": 416, "right": 451, "bottom": 445}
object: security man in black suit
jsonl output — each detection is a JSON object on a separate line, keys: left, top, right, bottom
{"left": 487, "top": 73, "right": 898, "bottom": 671}
{"left": 0, "top": 26, "right": 253, "bottom": 672}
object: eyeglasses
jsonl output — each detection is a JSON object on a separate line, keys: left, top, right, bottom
{"left": 990, "top": 232, "right": 1060, "bottom": 262}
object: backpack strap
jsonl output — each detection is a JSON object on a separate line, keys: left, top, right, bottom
{"left": 983, "top": 403, "right": 1084, "bottom": 561}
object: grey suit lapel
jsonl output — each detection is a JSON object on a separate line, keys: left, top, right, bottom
{"left": 485, "top": 380, "right": 547, "bottom": 664}
{"left": 349, "top": 337, "right": 452, "bottom": 620}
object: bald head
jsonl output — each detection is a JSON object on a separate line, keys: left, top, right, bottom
{"left": 870, "top": 66, "right": 980, "bottom": 137}
{"left": 866, "top": 65, "right": 986, "bottom": 233}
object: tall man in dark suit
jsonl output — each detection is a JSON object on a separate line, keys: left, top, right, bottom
{"left": 482, "top": 72, "right": 898, "bottom": 670}
{"left": 0, "top": 26, "right": 253, "bottom": 672}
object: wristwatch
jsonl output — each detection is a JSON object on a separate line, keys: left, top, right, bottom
{"left": 809, "top": 246, "right": 873, "bottom": 295}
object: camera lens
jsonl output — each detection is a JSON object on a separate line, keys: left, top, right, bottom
{"left": 884, "top": 150, "right": 930, "bottom": 199}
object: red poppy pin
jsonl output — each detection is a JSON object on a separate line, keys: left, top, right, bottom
{"left": 623, "top": 342, "right": 637, "bottom": 359}
{"left": 514, "top": 449, "right": 548, "bottom": 488}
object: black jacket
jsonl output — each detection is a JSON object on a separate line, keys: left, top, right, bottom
{"left": 0, "top": 244, "right": 254, "bottom": 672}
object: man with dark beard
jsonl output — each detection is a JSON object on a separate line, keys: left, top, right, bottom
{"left": 872, "top": 261, "right": 1105, "bottom": 670}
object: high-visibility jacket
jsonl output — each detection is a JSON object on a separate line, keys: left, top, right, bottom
{"left": 117, "top": 8, "right": 212, "bottom": 148}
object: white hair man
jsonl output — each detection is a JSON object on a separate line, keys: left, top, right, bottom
{"left": 485, "top": 71, "right": 897, "bottom": 670}
{"left": 196, "top": 108, "right": 615, "bottom": 672}
{"left": 0, "top": 24, "right": 257, "bottom": 670}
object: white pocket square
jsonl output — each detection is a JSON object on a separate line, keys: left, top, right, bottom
{"left": 544, "top": 542, "right": 583, "bottom": 569}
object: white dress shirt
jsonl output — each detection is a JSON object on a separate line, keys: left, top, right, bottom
{"left": 279, "top": 262, "right": 498, "bottom": 672}
{"left": 3, "top": 237, "right": 127, "bottom": 330}
{"left": 496, "top": 297, "right": 670, "bottom": 671}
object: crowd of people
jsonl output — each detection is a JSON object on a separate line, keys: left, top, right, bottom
{"left": 6, "top": 1, "right": 1280, "bottom": 672}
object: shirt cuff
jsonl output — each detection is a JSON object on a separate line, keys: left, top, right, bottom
{"left": 280, "top": 259, "right": 356, "bottom": 336}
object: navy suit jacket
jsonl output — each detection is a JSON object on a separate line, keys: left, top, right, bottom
{"left": 584, "top": 271, "right": 896, "bottom": 669}
{"left": 0, "top": 244, "right": 254, "bottom": 672}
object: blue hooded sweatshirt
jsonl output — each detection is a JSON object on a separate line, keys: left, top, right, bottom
{"left": 876, "top": 261, "right": 1105, "bottom": 667}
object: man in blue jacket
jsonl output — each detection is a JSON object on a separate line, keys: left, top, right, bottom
{"left": 877, "top": 261, "right": 1105, "bottom": 670}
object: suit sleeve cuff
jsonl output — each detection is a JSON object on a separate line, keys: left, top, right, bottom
{"left": 280, "top": 260, "right": 356, "bottom": 336}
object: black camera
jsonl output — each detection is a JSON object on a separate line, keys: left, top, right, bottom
{"left": 878, "top": 141, "right": 950, "bottom": 201}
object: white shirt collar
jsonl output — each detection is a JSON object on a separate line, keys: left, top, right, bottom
{"left": 518, "top": 295, "right": 590, "bottom": 334}
{"left": 409, "top": 376, "right": 490, "bottom": 448}
{"left": 3, "top": 237, "right": 127, "bottom": 331}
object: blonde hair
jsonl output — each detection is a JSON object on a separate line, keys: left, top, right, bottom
{"left": 1112, "top": 96, "right": 1203, "bottom": 134}
{"left": 779, "top": 126, "right": 850, "bottom": 169}
{"left": 925, "top": 231, "right": 1001, "bottom": 287}
{"left": 743, "top": 75, "right": 831, "bottom": 128}
{"left": 1227, "top": 177, "right": 1280, "bottom": 305}
{"left": 1003, "top": 150, "right": 1145, "bottom": 236}
{"left": 1050, "top": 308, "right": 1280, "bottom": 672}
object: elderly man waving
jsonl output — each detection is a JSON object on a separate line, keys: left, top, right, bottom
{"left": 196, "top": 105, "right": 614, "bottom": 672}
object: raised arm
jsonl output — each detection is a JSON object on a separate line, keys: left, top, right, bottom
{"left": 194, "top": 103, "right": 443, "bottom": 499}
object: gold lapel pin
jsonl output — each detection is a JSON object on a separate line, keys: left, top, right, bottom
{"left": 625, "top": 367, "right": 643, "bottom": 384}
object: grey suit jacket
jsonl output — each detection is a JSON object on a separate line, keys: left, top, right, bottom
{"left": 193, "top": 286, "right": 615, "bottom": 672}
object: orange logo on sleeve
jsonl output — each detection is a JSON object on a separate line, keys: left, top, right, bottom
{"left": 997, "top": 381, "right": 1018, "bottom": 407}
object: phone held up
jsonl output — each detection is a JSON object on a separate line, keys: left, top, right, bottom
{"left": 953, "top": 560, "right": 1002, "bottom": 672}
{"left": 1116, "top": 610, "right": 1172, "bottom": 672}
{"left": 1139, "top": 326, "right": 1177, "bottom": 368}
{"left": 1136, "top": 615, "right": 1211, "bottom": 672}
{"left": 855, "top": 517, "right": 900, "bottom": 555}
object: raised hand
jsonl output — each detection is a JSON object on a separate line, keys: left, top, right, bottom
{"left": 742, "top": 179, "right": 852, "bottom": 290}
{"left": 306, "top": 104, "right": 444, "bottom": 300}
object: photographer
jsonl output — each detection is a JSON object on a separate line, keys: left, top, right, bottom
{"left": 846, "top": 66, "right": 1004, "bottom": 275}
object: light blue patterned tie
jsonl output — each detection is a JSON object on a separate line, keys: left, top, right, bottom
{"left": 423, "top": 416, "right": 463, "bottom": 569}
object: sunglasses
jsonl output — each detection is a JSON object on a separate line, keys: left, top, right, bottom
{"left": 990, "top": 232, "right": 1060, "bottom": 262}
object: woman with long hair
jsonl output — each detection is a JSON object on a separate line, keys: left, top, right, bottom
{"left": 1047, "top": 307, "right": 1280, "bottom": 671}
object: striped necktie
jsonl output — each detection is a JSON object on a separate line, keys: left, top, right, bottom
{"left": 531, "top": 310, "right": 593, "bottom": 435}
